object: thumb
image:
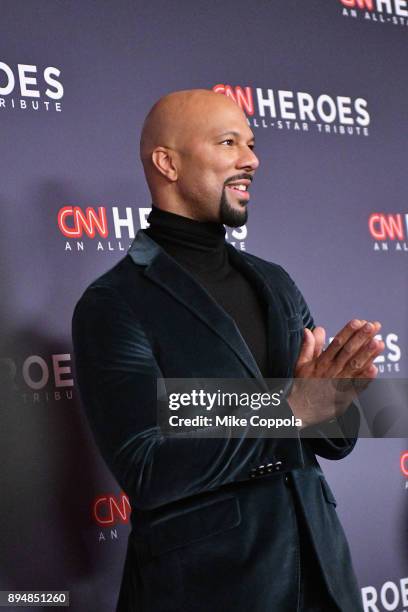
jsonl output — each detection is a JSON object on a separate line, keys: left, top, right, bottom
{"left": 296, "top": 328, "right": 315, "bottom": 369}
{"left": 313, "top": 326, "right": 326, "bottom": 358}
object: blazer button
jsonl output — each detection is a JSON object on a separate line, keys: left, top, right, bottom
{"left": 284, "top": 474, "right": 290, "bottom": 485}
{"left": 274, "top": 461, "right": 283, "bottom": 472}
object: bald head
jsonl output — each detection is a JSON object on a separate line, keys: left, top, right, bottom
{"left": 140, "top": 89, "right": 243, "bottom": 164}
{"left": 139, "top": 88, "right": 259, "bottom": 224}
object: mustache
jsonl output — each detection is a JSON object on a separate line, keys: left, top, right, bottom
{"left": 224, "top": 173, "right": 253, "bottom": 186}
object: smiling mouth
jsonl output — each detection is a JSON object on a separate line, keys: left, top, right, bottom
{"left": 225, "top": 184, "right": 250, "bottom": 200}
{"left": 227, "top": 184, "right": 247, "bottom": 192}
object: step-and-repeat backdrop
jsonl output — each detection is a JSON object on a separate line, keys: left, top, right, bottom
{"left": 1, "top": 1, "right": 407, "bottom": 610}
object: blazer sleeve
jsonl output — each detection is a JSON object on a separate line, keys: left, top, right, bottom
{"left": 283, "top": 268, "right": 360, "bottom": 460}
{"left": 72, "top": 284, "right": 305, "bottom": 510}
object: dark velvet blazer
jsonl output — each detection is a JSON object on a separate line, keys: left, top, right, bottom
{"left": 72, "top": 230, "right": 362, "bottom": 612}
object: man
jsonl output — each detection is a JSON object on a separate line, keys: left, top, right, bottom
{"left": 72, "top": 89, "right": 384, "bottom": 612}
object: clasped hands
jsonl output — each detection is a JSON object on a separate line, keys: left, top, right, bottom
{"left": 287, "top": 319, "right": 385, "bottom": 428}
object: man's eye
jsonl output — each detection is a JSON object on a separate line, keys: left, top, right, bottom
{"left": 248, "top": 144, "right": 255, "bottom": 151}
{"left": 221, "top": 139, "right": 234, "bottom": 145}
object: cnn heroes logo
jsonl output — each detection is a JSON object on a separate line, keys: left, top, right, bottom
{"left": 58, "top": 206, "right": 247, "bottom": 252}
{"left": 92, "top": 491, "right": 131, "bottom": 543}
{"left": 401, "top": 451, "right": 408, "bottom": 477}
{"left": 362, "top": 577, "right": 408, "bottom": 612}
{"left": 340, "top": 0, "right": 408, "bottom": 27}
{"left": 401, "top": 451, "right": 408, "bottom": 493}
{"left": 0, "top": 61, "right": 63, "bottom": 112}
{"left": 213, "top": 84, "right": 370, "bottom": 137}
{"left": 401, "top": 451, "right": 408, "bottom": 490}
{"left": 1, "top": 353, "right": 74, "bottom": 404}
{"left": 369, "top": 213, "right": 408, "bottom": 253}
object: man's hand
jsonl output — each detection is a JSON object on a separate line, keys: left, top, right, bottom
{"left": 287, "top": 319, "right": 385, "bottom": 428}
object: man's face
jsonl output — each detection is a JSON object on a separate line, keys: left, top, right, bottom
{"left": 175, "top": 98, "right": 259, "bottom": 227}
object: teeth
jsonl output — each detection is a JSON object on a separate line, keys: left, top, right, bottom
{"left": 229, "top": 184, "right": 247, "bottom": 191}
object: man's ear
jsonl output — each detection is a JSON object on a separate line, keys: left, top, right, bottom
{"left": 151, "top": 147, "right": 178, "bottom": 181}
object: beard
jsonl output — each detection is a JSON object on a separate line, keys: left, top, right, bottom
{"left": 219, "top": 188, "right": 248, "bottom": 227}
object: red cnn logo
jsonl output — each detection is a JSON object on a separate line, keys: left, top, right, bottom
{"left": 93, "top": 493, "right": 131, "bottom": 526}
{"left": 368, "top": 213, "right": 407, "bottom": 241}
{"left": 58, "top": 206, "right": 108, "bottom": 238}
{"left": 401, "top": 452, "right": 408, "bottom": 477}
{"left": 339, "top": 0, "right": 374, "bottom": 9}
{"left": 213, "top": 84, "right": 254, "bottom": 116}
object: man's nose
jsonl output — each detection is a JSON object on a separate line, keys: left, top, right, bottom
{"left": 237, "top": 147, "right": 260, "bottom": 171}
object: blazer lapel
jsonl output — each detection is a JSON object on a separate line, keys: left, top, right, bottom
{"left": 128, "top": 231, "right": 265, "bottom": 381}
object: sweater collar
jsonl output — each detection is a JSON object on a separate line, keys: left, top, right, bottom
{"left": 144, "top": 204, "right": 226, "bottom": 252}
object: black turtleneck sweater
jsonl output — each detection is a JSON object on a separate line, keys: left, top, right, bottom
{"left": 144, "top": 205, "right": 270, "bottom": 377}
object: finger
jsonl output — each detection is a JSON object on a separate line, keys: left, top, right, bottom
{"left": 322, "top": 320, "right": 381, "bottom": 377}
{"left": 312, "top": 326, "right": 326, "bottom": 359}
{"left": 296, "top": 328, "right": 315, "bottom": 370}
{"left": 354, "top": 363, "right": 378, "bottom": 378}
{"left": 349, "top": 361, "right": 379, "bottom": 395}
{"left": 316, "top": 319, "right": 364, "bottom": 371}
{"left": 336, "top": 321, "right": 381, "bottom": 373}
{"left": 349, "top": 364, "right": 378, "bottom": 393}
{"left": 344, "top": 339, "right": 385, "bottom": 377}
